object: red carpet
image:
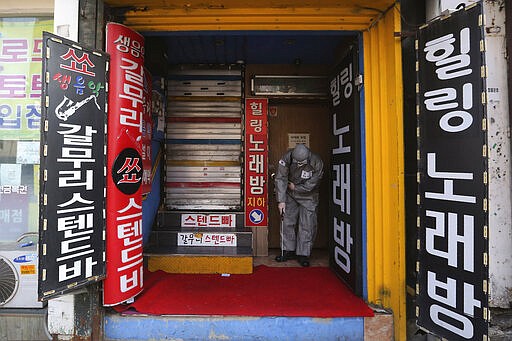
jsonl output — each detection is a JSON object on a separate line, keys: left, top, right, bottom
{"left": 113, "top": 265, "right": 374, "bottom": 318}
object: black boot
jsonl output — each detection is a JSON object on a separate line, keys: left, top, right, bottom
{"left": 298, "top": 256, "right": 310, "bottom": 267}
{"left": 275, "top": 250, "right": 296, "bottom": 262}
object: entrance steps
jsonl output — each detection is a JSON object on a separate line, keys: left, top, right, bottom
{"left": 104, "top": 311, "right": 393, "bottom": 340}
{"left": 145, "top": 211, "right": 253, "bottom": 274}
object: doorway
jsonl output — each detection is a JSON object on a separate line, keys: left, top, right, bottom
{"left": 145, "top": 32, "right": 363, "bottom": 286}
{"left": 266, "top": 101, "right": 331, "bottom": 249}
{"left": 259, "top": 75, "right": 332, "bottom": 250}
{"left": 77, "top": 0, "right": 407, "bottom": 336}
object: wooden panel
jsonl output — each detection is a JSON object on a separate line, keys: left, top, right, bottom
{"left": 252, "top": 226, "right": 269, "bottom": 256}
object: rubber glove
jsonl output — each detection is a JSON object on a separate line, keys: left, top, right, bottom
{"left": 278, "top": 202, "right": 286, "bottom": 216}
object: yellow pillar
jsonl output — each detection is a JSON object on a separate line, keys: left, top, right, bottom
{"left": 363, "top": 5, "right": 406, "bottom": 341}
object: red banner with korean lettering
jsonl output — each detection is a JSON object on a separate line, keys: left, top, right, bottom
{"left": 104, "top": 23, "right": 144, "bottom": 306}
{"left": 244, "top": 98, "right": 268, "bottom": 227}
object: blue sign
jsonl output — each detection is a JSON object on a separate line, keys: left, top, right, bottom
{"left": 13, "top": 254, "right": 37, "bottom": 263}
{"left": 249, "top": 209, "right": 264, "bottom": 224}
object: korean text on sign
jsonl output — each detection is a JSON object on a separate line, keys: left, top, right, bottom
{"left": 104, "top": 22, "right": 145, "bottom": 306}
{"left": 244, "top": 98, "right": 268, "bottom": 227}
{"left": 39, "top": 32, "right": 108, "bottom": 300}
{"left": 416, "top": 6, "right": 487, "bottom": 340}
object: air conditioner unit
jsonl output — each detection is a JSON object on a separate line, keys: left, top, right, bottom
{"left": 0, "top": 242, "right": 44, "bottom": 308}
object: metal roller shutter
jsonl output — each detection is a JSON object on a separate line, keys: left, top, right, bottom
{"left": 165, "top": 65, "right": 243, "bottom": 210}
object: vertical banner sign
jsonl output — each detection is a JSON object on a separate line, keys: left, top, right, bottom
{"left": 104, "top": 23, "right": 145, "bottom": 306}
{"left": 244, "top": 98, "right": 268, "bottom": 227}
{"left": 416, "top": 4, "right": 489, "bottom": 340}
{"left": 328, "top": 47, "right": 363, "bottom": 295}
{"left": 39, "top": 32, "right": 108, "bottom": 299}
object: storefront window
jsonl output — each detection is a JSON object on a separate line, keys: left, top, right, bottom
{"left": 0, "top": 17, "right": 53, "bottom": 242}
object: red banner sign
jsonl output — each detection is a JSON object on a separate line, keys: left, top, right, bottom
{"left": 104, "top": 23, "right": 145, "bottom": 306}
{"left": 244, "top": 98, "right": 268, "bottom": 227}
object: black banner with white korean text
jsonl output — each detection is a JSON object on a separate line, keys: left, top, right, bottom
{"left": 328, "top": 45, "right": 363, "bottom": 296}
{"left": 416, "top": 3, "right": 488, "bottom": 340}
{"left": 39, "top": 32, "right": 108, "bottom": 300}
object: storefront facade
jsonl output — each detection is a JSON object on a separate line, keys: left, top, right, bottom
{"left": 1, "top": 1, "right": 510, "bottom": 340}
{"left": 97, "top": 0, "right": 406, "bottom": 338}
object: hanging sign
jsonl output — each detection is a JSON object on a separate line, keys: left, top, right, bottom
{"left": 328, "top": 46, "right": 363, "bottom": 295}
{"left": 104, "top": 22, "right": 145, "bottom": 306}
{"left": 244, "top": 98, "right": 268, "bottom": 227}
{"left": 416, "top": 3, "right": 488, "bottom": 340}
{"left": 39, "top": 31, "right": 108, "bottom": 300}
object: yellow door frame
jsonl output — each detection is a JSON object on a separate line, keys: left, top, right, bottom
{"left": 113, "top": 2, "right": 407, "bottom": 339}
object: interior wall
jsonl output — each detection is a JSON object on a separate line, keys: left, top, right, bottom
{"left": 244, "top": 64, "right": 331, "bottom": 252}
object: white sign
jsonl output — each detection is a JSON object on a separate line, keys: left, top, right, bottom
{"left": 181, "top": 213, "right": 236, "bottom": 228}
{"left": 288, "top": 133, "right": 310, "bottom": 149}
{"left": 177, "top": 233, "right": 237, "bottom": 246}
{"left": 16, "top": 141, "right": 40, "bottom": 164}
{"left": 0, "top": 164, "right": 22, "bottom": 186}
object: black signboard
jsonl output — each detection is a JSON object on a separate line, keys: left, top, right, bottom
{"left": 39, "top": 32, "right": 108, "bottom": 300}
{"left": 328, "top": 45, "right": 363, "bottom": 295}
{"left": 416, "top": 3, "right": 488, "bottom": 340}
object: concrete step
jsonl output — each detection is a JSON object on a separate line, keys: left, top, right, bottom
{"left": 104, "top": 311, "right": 393, "bottom": 340}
